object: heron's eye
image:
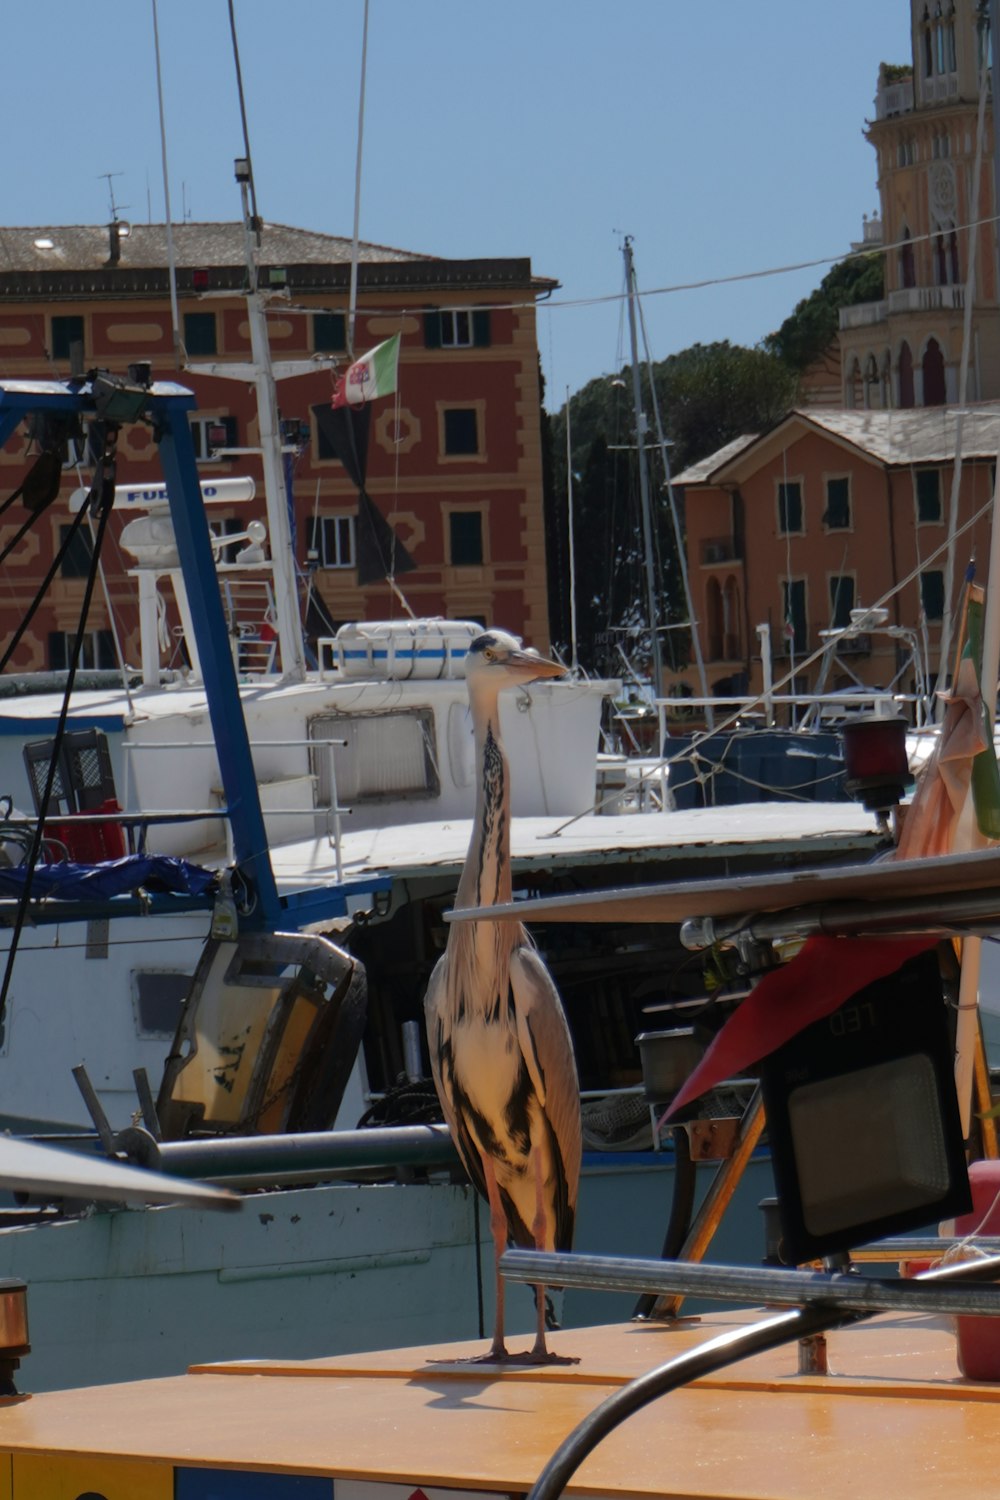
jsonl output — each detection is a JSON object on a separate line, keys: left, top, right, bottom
{"left": 484, "top": 648, "right": 495, "bottom": 661}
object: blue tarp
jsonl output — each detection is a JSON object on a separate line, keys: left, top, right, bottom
{"left": 0, "top": 854, "right": 217, "bottom": 902}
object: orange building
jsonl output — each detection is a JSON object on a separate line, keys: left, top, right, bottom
{"left": 667, "top": 3, "right": 1000, "bottom": 715}
{"left": 672, "top": 406, "right": 999, "bottom": 708}
{"left": 0, "top": 221, "right": 556, "bottom": 674}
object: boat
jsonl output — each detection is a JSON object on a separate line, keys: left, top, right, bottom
{"left": 4, "top": 848, "right": 1000, "bottom": 1497}
{"left": 0, "top": 357, "right": 885, "bottom": 1393}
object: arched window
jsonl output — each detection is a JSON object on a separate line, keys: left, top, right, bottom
{"left": 847, "top": 357, "right": 863, "bottom": 409}
{"left": 706, "top": 577, "right": 723, "bottom": 661}
{"left": 899, "top": 228, "right": 916, "bottom": 289}
{"left": 881, "top": 351, "right": 893, "bottom": 409}
{"left": 864, "top": 354, "right": 878, "bottom": 409}
{"left": 722, "top": 575, "right": 741, "bottom": 661}
{"left": 923, "top": 338, "right": 946, "bottom": 406}
{"left": 922, "top": 5, "right": 934, "bottom": 76}
{"left": 899, "top": 342, "right": 915, "bottom": 408}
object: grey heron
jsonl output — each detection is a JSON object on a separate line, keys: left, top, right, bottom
{"left": 424, "top": 629, "right": 582, "bottom": 1363}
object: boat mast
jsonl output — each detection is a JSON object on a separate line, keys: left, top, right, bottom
{"left": 565, "top": 387, "right": 579, "bottom": 671}
{"left": 235, "top": 169, "right": 307, "bottom": 682}
{"left": 623, "top": 237, "right": 664, "bottom": 696}
{"left": 347, "top": 0, "right": 370, "bottom": 355}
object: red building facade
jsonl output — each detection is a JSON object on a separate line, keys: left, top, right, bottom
{"left": 0, "top": 222, "right": 556, "bottom": 674}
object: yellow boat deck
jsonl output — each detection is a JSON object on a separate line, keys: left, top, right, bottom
{"left": 3, "top": 1311, "right": 1000, "bottom": 1498}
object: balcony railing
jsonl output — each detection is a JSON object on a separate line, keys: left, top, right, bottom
{"left": 875, "top": 76, "right": 914, "bottom": 119}
{"left": 700, "top": 536, "right": 743, "bottom": 566}
{"left": 839, "top": 301, "right": 888, "bottom": 332}
{"left": 888, "top": 284, "right": 964, "bottom": 314}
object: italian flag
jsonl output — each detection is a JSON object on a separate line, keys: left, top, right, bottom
{"left": 331, "top": 333, "right": 400, "bottom": 409}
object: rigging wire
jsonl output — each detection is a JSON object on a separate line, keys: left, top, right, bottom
{"left": 226, "top": 0, "right": 260, "bottom": 235}
{"left": 0, "top": 427, "right": 122, "bottom": 1022}
{"left": 934, "top": 39, "right": 991, "bottom": 698}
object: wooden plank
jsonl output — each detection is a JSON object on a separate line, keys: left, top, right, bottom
{"left": 2, "top": 1320, "right": 1000, "bottom": 1498}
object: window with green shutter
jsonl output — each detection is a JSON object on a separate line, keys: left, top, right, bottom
{"left": 51, "top": 315, "right": 84, "bottom": 362}
{"left": 916, "top": 469, "right": 942, "bottom": 523}
{"left": 777, "top": 481, "right": 803, "bottom": 535}
{"left": 313, "top": 313, "right": 346, "bottom": 352}
{"left": 450, "top": 511, "right": 483, "bottom": 565}
{"left": 184, "top": 312, "right": 218, "bottom": 356}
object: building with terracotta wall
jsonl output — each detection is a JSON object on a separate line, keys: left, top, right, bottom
{"left": 672, "top": 406, "right": 1000, "bottom": 711}
{"left": 839, "top": 0, "right": 1000, "bottom": 408}
{"left": 0, "top": 222, "right": 556, "bottom": 675}
{"left": 665, "top": 3, "right": 1000, "bottom": 717}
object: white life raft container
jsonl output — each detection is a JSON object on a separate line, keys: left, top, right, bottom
{"left": 333, "top": 619, "right": 481, "bottom": 679}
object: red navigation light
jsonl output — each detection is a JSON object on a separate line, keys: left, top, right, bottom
{"left": 841, "top": 714, "right": 911, "bottom": 813}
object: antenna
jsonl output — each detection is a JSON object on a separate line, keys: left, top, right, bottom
{"left": 98, "top": 171, "right": 127, "bottom": 222}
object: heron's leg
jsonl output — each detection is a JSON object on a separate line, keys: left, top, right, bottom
{"left": 481, "top": 1152, "right": 509, "bottom": 1360}
{"left": 528, "top": 1146, "right": 550, "bottom": 1358}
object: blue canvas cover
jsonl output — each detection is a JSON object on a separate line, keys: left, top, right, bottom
{"left": 0, "top": 854, "right": 217, "bottom": 901}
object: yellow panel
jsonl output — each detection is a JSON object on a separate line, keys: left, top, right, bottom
{"left": 14, "top": 1453, "right": 171, "bottom": 1499}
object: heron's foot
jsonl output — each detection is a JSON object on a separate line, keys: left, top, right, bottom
{"left": 507, "top": 1346, "right": 580, "bottom": 1366}
{"left": 428, "top": 1343, "right": 578, "bottom": 1367}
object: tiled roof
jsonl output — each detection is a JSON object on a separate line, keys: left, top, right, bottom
{"left": 676, "top": 405, "right": 1000, "bottom": 486}
{"left": 0, "top": 222, "right": 556, "bottom": 297}
{"left": 0, "top": 222, "right": 430, "bottom": 271}
{"left": 794, "top": 405, "right": 1000, "bottom": 465}
{"left": 673, "top": 433, "right": 758, "bottom": 486}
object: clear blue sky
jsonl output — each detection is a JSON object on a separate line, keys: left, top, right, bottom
{"left": 5, "top": 2, "right": 908, "bottom": 409}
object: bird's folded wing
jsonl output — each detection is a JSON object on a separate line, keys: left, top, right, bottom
{"left": 510, "top": 948, "right": 582, "bottom": 1176}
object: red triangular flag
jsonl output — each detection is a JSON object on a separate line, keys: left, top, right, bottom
{"left": 664, "top": 934, "right": 937, "bottom": 1120}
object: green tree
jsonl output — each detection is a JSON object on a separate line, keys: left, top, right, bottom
{"left": 548, "top": 342, "right": 796, "bottom": 672}
{"left": 765, "top": 253, "right": 884, "bottom": 373}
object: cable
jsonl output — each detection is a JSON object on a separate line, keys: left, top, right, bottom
{"left": 0, "top": 426, "right": 121, "bottom": 1024}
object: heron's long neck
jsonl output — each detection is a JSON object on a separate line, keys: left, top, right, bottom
{"left": 456, "top": 693, "right": 512, "bottom": 911}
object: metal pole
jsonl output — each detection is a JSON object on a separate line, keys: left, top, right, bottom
{"left": 636, "top": 295, "right": 713, "bottom": 726}
{"left": 238, "top": 179, "right": 307, "bottom": 683}
{"left": 623, "top": 238, "right": 664, "bottom": 697}
{"left": 347, "top": 0, "right": 370, "bottom": 355}
{"left": 565, "top": 387, "right": 579, "bottom": 672}
{"left": 151, "top": 0, "right": 182, "bottom": 367}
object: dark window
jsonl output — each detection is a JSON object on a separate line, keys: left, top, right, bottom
{"left": 782, "top": 579, "right": 807, "bottom": 654}
{"left": 920, "top": 569, "right": 945, "bottom": 621}
{"left": 313, "top": 313, "right": 346, "bottom": 352}
{"left": 916, "top": 469, "right": 942, "bottom": 522}
{"left": 184, "top": 312, "right": 218, "bottom": 356}
{"left": 306, "top": 516, "right": 355, "bottom": 569}
{"left": 449, "top": 511, "right": 483, "bottom": 566}
{"left": 900, "top": 231, "right": 916, "bottom": 289}
{"left": 824, "top": 477, "right": 850, "bottom": 529}
{"left": 51, "top": 315, "right": 84, "bottom": 363}
{"left": 829, "top": 575, "right": 855, "bottom": 630}
{"left": 133, "top": 971, "right": 190, "bottom": 1037}
{"left": 316, "top": 415, "right": 342, "bottom": 462}
{"left": 778, "top": 481, "right": 803, "bottom": 534}
{"left": 443, "top": 408, "right": 479, "bottom": 455}
{"left": 48, "top": 629, "right": 115, "bottom": 671}
{"left": 425, "top": 308, "right": 491, "bottom": 348}
{"left": 59, "top": 522, "right": 93, "bottom": 579}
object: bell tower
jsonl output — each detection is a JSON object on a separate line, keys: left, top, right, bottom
{"left": 839, "top": 1, "right": 1000, "bottom": 408}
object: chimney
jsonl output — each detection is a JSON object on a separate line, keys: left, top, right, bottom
{"left": 106, "top": 220, "right": 130, "bottom": 266}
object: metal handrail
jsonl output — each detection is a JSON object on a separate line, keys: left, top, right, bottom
{"left": 501, "top": 1247, "right": 1000, "bottom": 1317}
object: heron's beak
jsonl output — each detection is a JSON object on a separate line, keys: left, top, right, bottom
{"left": 507, "top": 649, "right": 565, "bottom": 683}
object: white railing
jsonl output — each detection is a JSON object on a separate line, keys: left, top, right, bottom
{"left": 888, "top": 285, "right": 964, "bottom": 314}
{"left": 875, "top": 78, "right": 914, "bottom": 118}
{"left": 839, "top": 301, "right": 888, "bottom": 331}
{"left": 121, "top": 736, "right": 349, "bottom": 881}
